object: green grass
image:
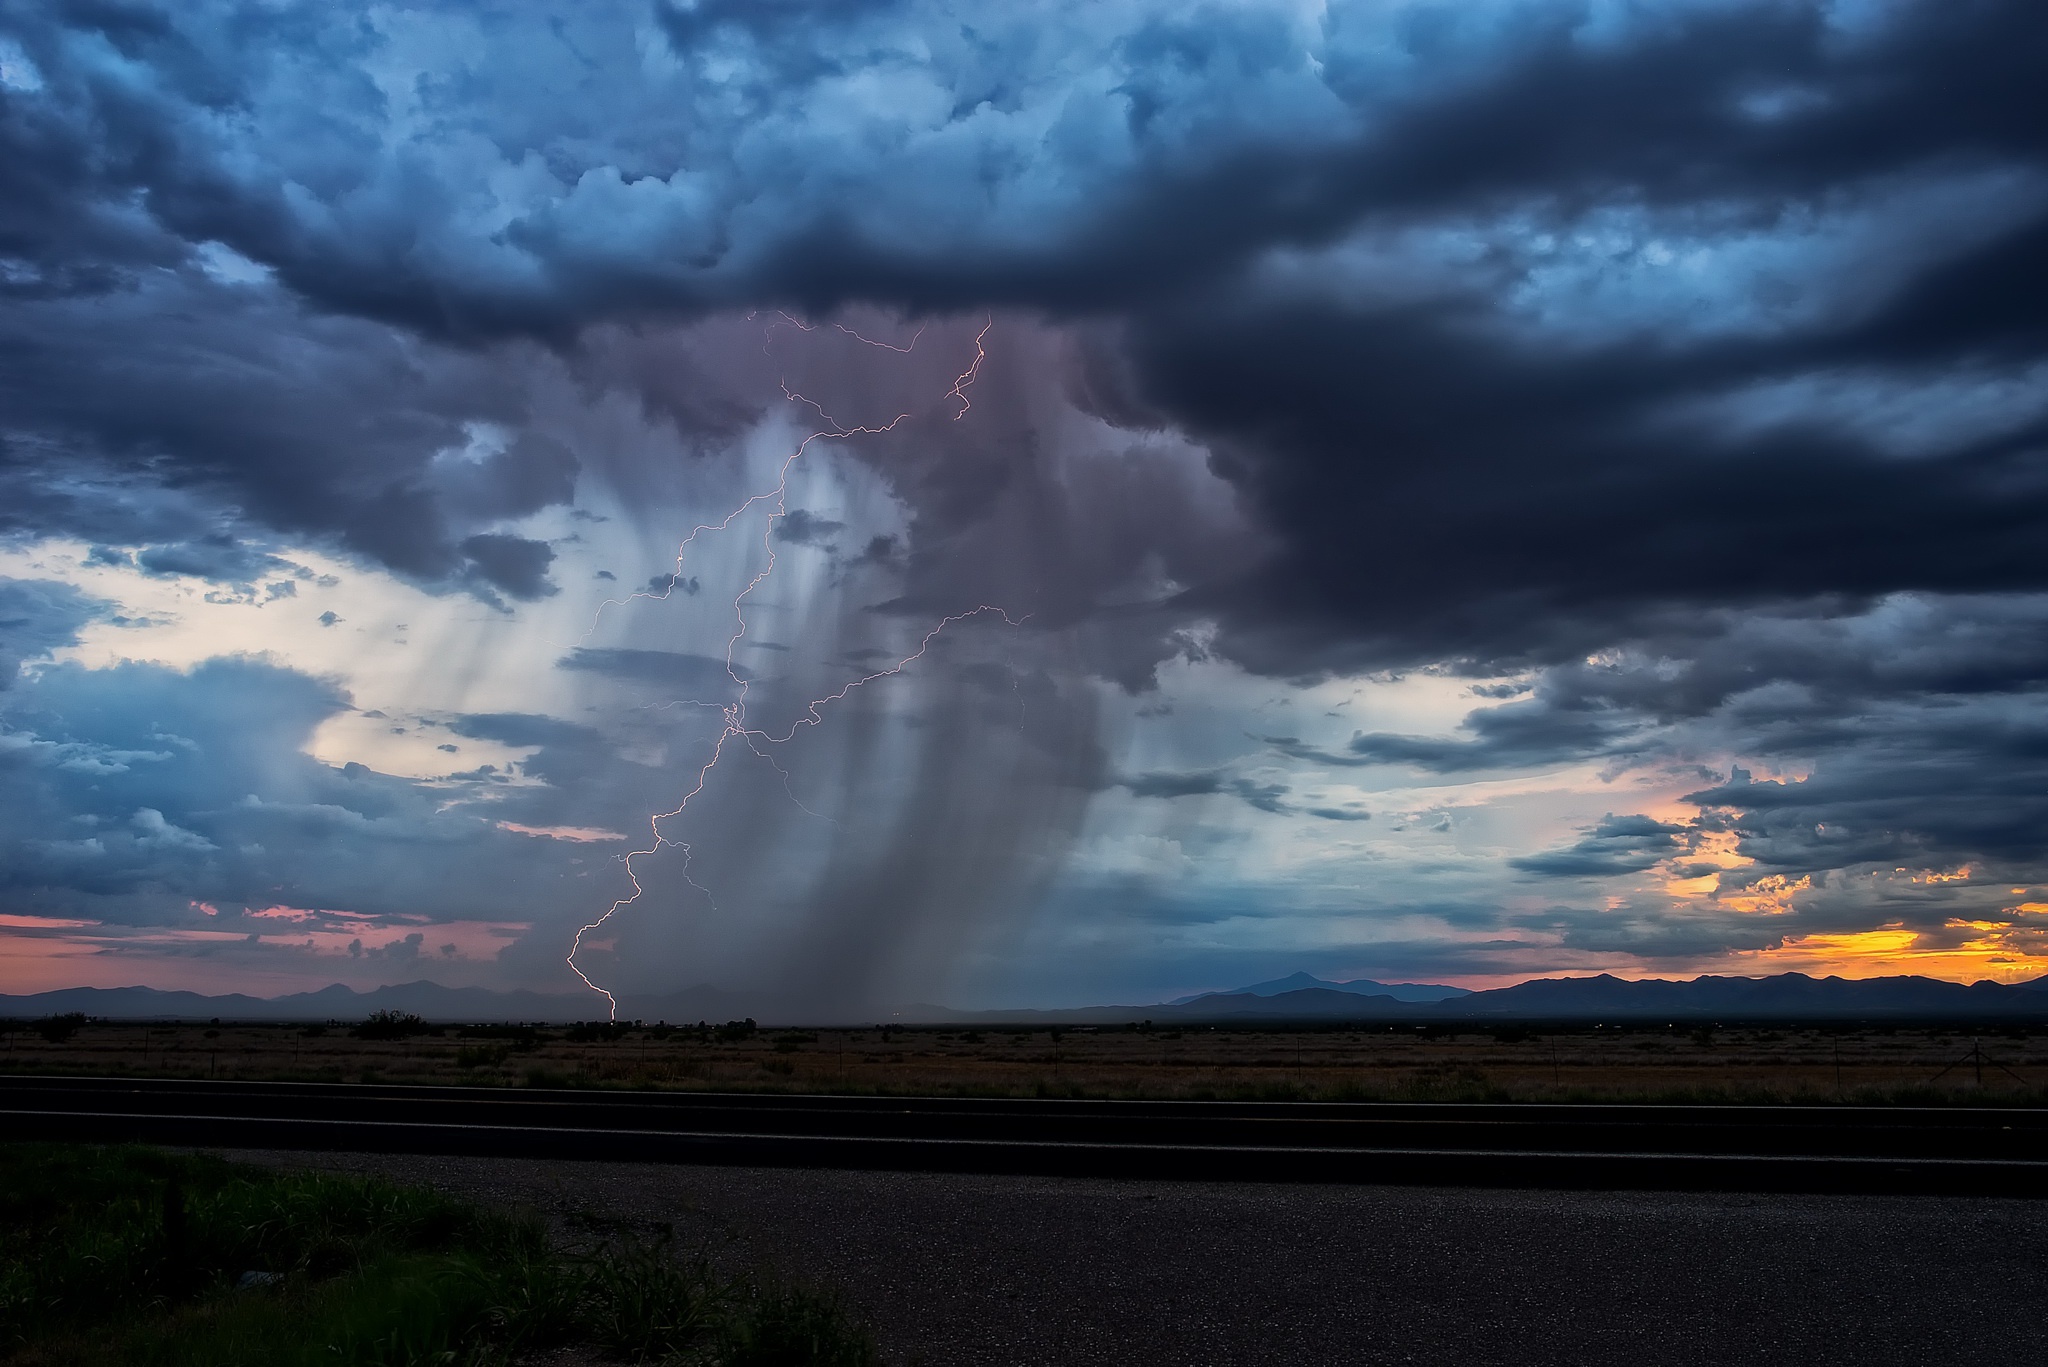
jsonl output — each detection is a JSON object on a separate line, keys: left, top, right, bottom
{"left": 0, "top": 1144, "right": 880, "bottom": 1367}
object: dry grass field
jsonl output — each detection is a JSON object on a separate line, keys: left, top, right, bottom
{"left": 6, "top": 1015, "right": 2048, "bottom": 1105}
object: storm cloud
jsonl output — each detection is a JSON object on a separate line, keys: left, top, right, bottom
{"left": 3, "top": 0, "right": 2047, "bottom": 1006}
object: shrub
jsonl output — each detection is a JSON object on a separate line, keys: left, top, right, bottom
{"left": 36, "top": 1012, "right": 87, "bottom": 1044}
{"left": 350, "top": 1010, "right": 428, "bottom": 1041}
{"left": 563, "top": 1021, "right": 632, "bottom": 1044}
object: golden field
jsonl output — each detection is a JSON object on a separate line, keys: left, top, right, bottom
{"left": 6, "top": 1016, "right": 2048, "bottom": 1105}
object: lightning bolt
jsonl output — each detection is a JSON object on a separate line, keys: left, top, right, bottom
{"left": 568, "top": 315, "right": 1006, "bottom": 1018}
{"left": 768, "top": 309, "right": 928, "bottom": 353}
{"left": 945, "top": 316, "right": 992, "bottom": 419}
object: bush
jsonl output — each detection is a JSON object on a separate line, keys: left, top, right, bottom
{"left": 350, "top": 1010, "right": 428, "bottom": 1041}
{"left": 563, "top": 1021, "right": 632, "bottom": 1044}
{"left": 35, "top": 1012, "right": 87, "bottom": 1044}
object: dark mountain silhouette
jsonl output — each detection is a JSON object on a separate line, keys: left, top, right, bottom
{"left": 945, "top": 973, "right": 2048, "bottom": 1024}
{"left": 1169, "top": 972, "right": 1470, "bottom": 1005}
{"left": 1450, "top": 972, "right": 2045, "bottom": 1018}
{"left": 1150, "top": 988, "right": 1410, "bottom": 1018}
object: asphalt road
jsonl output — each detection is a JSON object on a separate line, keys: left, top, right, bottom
{"left": 10, "top": 1074, "right": 2048, "bottom": 1193}
{"left": 248, "top": 1149, "right": 2048, "bottom": 1367}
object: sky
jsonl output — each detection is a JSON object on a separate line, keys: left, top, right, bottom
{"left": 2, "top": 0, "right": 2046, "bottom": 1016}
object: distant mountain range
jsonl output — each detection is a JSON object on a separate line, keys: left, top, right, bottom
{"left": 934, "top": 971, "right": 2048, "bottom": 1024}
{"left": 1168, "top": 972, "right": 1471, "bottom": 1005}
{"left": 4, "top": 971, "right": 2047, "bottom": 1025}
{"left": 993, "top": 972, "right": 2048, "bottom": 1024}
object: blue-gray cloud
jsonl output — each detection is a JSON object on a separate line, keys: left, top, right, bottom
{"left": 1511, "top": 814, "right": 1691, "bottom": 877}
{"left": 556, "top": 647, "right": 748, "bottom": 697}
{"left": 0, "top": 577, "right": 101, "bottom": 687}
{"left": 1117, "top": 768, "right": 1363, "bottom": 820}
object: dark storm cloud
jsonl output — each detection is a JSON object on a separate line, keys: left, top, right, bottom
{"left": 1409, "top": 595, "right": 2048, "bottom": 948}
{"left": 132, "top": 535, "right": 287, "bottom": 585}
{"left": 1686, "top": 724, "right": 2048, "bottom": 876}
{"left": 1264, "top": 693, "right": 1645, "bottom": 774}
{"left": 556, "top": 647, "right": 749, "bottom": 696}
{"left": 0, "top": 576, "right": 102, "bottom": 686}
{"left": 773, "top": 509, "right": 845, "bottom": 547}
{"left": 4, "top": 0, "right": 2038, "bottom": 652}
{"left": 447, "top": 712, "right": 593, "bottom": 750}
{"left": 1510, "top": 813, "right": 1690, "bottom": 877}
{"left": 0, "top": 0, "right": 2032, "bottom": 337}
{"left": 458, "top": 533, "right": 556, "bottom": 602}
{"left": 1320, "top": 597, "right": 2048, "bottom": 788}
{"left": 1117, "top": 769, "right": 1314, "bottom": 818}
{"left": 0, "top": 267, "right": 573, "bottom": 600}
{"left": 1109, "top": 7, "right": 2047, "bottom": 680}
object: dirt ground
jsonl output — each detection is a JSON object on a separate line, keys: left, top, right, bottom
{"left": 8, "top": 1017, "right": 2048, "bottom": 1104}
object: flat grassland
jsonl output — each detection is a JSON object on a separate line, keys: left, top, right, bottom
{"left": 6, "top": 1017, "right": 2048, "bottom": 1105}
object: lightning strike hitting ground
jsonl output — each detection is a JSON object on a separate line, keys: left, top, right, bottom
{"left": 567, "top": 319, "right": 1005, "bottom": 1017}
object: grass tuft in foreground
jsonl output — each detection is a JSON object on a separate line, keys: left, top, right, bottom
{"left": 0, "top": 1144, "right": 880, "bottom": 1366}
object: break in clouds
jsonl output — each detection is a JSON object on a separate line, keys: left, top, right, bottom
{"left": 1, "top": 0, "right": 2046, "bottom": 1012}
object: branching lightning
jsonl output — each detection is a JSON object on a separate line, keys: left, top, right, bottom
{"left": 946, "top": 316, "right": 991, "bottom": 419}
{"left": 568, "top": 315, "right": 1006, "bottom": 1017}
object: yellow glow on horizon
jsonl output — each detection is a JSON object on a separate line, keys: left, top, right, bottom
{"left": 1735, "top": 922, "right": 2048, "bottom": 982}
